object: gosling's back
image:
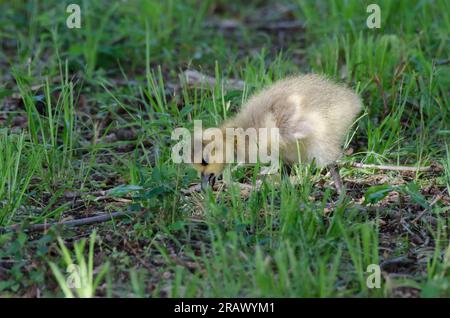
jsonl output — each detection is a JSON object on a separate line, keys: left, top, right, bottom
{"left": 232, "top": 74, "right": 362, "bottom": 166}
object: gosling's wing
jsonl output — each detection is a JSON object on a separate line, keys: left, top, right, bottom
{"left": 270, "top": 93, "right": 316, "bottom": 141}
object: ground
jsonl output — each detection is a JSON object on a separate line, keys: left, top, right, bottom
{"left": 0, "top": 0, "right": 449, "bottom": 297}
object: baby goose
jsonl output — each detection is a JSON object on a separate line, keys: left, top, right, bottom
{"left": 193, "top": 74, "right": 362, "bottom": 193}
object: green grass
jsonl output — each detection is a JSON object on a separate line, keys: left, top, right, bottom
{"left": 49, "top": 230, "right": 110, "bottom": 298}
{"left": 0, "top": 0, "right": 448, "bottom": 298}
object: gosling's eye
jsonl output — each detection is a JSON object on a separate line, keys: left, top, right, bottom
{"left": 201, "top": 158, "right": 208, "bottom": 166}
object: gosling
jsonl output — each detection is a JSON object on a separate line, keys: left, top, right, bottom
{"left": 192, "top": 74, "right": 362, "bottom": 193}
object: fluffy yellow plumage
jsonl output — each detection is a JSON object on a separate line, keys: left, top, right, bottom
{"left": 193, "top": 74, "right": 362, "bottom": 192}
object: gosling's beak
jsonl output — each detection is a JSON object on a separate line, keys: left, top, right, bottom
{"left": 201, "top": 173, "right": 216, "bottom": 190}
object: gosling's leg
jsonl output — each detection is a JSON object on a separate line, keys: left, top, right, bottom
{"left": 328, "top": 163, "right": 344, "bottom": 195}
{"left": 281, "top": 163, "right": 292, "bottom": 177}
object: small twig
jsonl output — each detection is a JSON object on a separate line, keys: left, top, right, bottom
{"left": 351, "top": 162, "right": 440, "bottom": 172}
{"left": 180, "top": 70, "right": 245, "bottom": 91}
{"left": 234, "top": 181, "right": 262, "bottom": 191}
{"left": 122, "top": 239, "right": 156, "bottom": 274}
{"left": 181, "top": 180, "right": 262, "bottom": 195}
{"left": 93, "top": 196, "right": 132, "bottom": 203}
{"left": 64, "top": 190, "right": 133, "bottom": 204}
{"left": 180, "top": 184, "right": 202, "bottom": 195}
{"left": 2, "top": 211, "right": 130, "bottom": 233}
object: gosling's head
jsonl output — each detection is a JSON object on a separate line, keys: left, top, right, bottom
{"left": 191, "top": 133, "right": 227, "bottom": 190}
